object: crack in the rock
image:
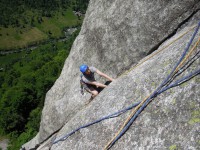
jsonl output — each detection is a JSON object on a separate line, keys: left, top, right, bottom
{"left": 27, "top": 126, "right": 63, "bottom": 150}
{"left": 147, "top": 8, "right": 200, "bottom": 55}
{"left": 27, "top": 5, "right": 200, "bottom": 150}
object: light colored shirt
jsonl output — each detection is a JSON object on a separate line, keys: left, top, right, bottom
{"left": 82, "top": 66, "right": 97, "bottom": 83}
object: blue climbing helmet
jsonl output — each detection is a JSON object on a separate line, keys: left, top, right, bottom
{"left": 80, "top": 64, "right": 88, "bottom": 73}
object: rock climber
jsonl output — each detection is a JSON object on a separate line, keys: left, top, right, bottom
{"left": 80, "top": 64, "right": 114, "bottom": 101}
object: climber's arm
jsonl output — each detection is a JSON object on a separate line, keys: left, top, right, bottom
{"left": 96, "top": 70, "right": 114, "bottom": 81}
{"left": 87, "top": 81, "right": 107, "bottom": 88}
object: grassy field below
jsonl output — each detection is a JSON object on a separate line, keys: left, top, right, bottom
{"left": 0, "top": 9, "right": 81, "bottom": 51}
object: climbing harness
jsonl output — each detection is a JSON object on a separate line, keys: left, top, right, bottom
{"left": 52, "top": 21, "right": 200, "bottom": 149}
{"left": 80, "top": 74, "right": 85, "bottom": 95}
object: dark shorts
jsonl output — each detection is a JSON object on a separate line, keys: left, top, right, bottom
{"left": 83, "top": 81, "right": 111, "bottom": 93}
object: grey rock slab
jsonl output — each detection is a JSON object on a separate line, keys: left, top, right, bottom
{"left": 24, "top": 0, "right": 200, "bottom": 149}
{"left": 50, "top": 19, "right": 200, "bottom": 150}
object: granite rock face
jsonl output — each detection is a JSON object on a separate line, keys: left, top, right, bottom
{"left": 49, "top": 20, "right": 200, "bottom": 150}
{"left": 23, "top": 0, "right": 200, "bottom": 149}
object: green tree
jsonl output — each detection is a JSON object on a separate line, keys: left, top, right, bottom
{"left": 0, "top": 86, "right": 37, "bottom": 133}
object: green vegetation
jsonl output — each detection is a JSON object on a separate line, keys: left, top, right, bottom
{"left": 188, "top": 109, "right": 200, "bottom": 125}
{"left": 169, "top": 145, "right": 177, "bottom": 150}
{"left": 0, "top": 28, "right": 80, "bottom": 150}
{"left": 0, "top": 0, "right": 89, "bottom": 50}
{"left": 0, "top": 0, "right": 89, "bottom": 27}
{"left": 0, "top": 9, "right": 81, "bottom": 50}
{"left": 0, "top": 0, "right": 90, "bottom": 149}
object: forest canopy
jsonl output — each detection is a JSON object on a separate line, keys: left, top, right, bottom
{"left": 0, "top": 0, "right": 89, "bottom": 27}
{"left": 0, "top": 0, "right": 89, "bottom": 149}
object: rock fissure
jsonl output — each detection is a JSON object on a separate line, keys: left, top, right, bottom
{"left": 47, "top": 20, "right": 199, "bottom": 149}
{"left": 147, "top": 8, "right": 200, "bottom": 55}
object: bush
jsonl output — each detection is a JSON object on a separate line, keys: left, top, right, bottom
{"left": 0, "top": 25, "right": 81, "bottom": 149}
{"left": 8, "top": 128, "right": 37, "bottom": 150}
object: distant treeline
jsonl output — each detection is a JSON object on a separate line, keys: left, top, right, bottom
{"left": 0, "top": 28, "right": 80, "bottom": 150}
{"left": 0, "top": 0, "right": 89, "bottom": 27}
{"left": 0, "top": 1, "right": 89, "bottom": 149}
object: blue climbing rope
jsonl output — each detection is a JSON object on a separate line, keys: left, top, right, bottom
{"left": 52, "top": 21, "right": 200, "bottom": 147}
{"left": 52, "top": 101, "right": 141, "bottom": 144}
{"left": 55, "top": 67, "right": 200, "bottom": 145}
{"left": 107, "top": 68, "right": 200, "bottom": 149}
{"left": 160, "top": 21, "right": 200, "bottom": 89}
{"left": 106, "top": 21, "right": 200, "bottom": 149}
